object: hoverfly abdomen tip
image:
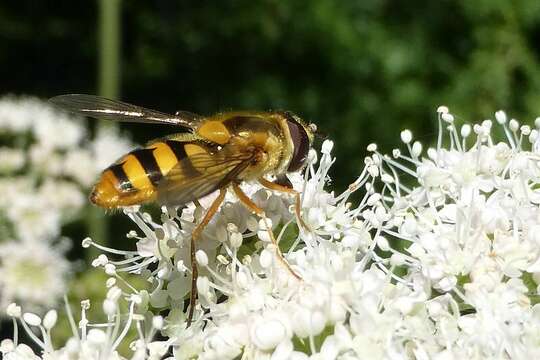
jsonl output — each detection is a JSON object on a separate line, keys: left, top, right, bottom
{"left": 89, "top": 174, "right": 122, "bottom": 208}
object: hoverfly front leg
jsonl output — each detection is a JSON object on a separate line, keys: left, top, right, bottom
{"left": 258, "top": 177, "right": 311, "bottom": 232}
{"left": 188, "top": 189, "right": 226, "bottom": 327}
{"left": 232, "top": 183, "right": 301, "bottom": 280}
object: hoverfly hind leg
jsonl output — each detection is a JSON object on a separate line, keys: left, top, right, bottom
{"left": 273, "top": 174, "right": 293, "bottom": 188}
{"left": 187, "top": 189, "right": 227, "bottom": 327}
{"left": 258, "top": 177, "right": 311, "bottom": 233}
{"left": 232, "top": 183, "right": 301, "bottom": 280}
{"left": 231, "top": 183, "right": 265, "bottom": 217}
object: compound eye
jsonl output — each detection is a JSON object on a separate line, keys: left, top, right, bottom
{"left": 286, "top": 118, "right": 310, "bottom": 172}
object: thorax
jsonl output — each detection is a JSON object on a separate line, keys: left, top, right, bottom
{"left": 196, "top": 112, "right": 290, "bottom": 178}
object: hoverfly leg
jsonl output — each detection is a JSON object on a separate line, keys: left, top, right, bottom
{"left": 232, "top": 183, "right": 301, "bottom": 280}
{"left": 187, "top": 189, "right": 227, "bottom": 327}
{"left": 274, "top": 174, "right": 293, "bottom": 188}
{"left": 258, "top": 177, "right": 311, "bottom": 233}
{"left": 231, "top": 183, "right": 264, "bottom": 216}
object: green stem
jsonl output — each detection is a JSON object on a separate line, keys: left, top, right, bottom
{"left": 87, "top": 0, "right": 122, "bottom": 257}
{"left": 87, "top": 206, "right": 108, "bottom": 258}
{"left": 98, "top": 0, "right": 121, "bottom": 99}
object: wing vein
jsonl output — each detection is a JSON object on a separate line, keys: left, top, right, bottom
{"left": 49, "top": 94, "right": 201, "bottom": 128}
{"left": 157, "top": 144, "right": 255, "bottom": 206}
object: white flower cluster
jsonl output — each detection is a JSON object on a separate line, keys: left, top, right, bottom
{"left": 5, "top": 107, "right": 540, "bottom": 359}
{"left": 362, "top": 108, "right": 540, "bottom": 358}
{"left": 0, "top": 96, "right": 132, "bottom": 313}
{"left": 2, "top": 293, "right": 169, "bottom": 360}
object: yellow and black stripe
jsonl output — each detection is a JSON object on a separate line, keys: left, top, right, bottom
{"left": 93, "top": 139, "right": 213, "bottom": 207}
{"left": 108, "top": 162, "right": 133, "bottom": 192}
{"left": 131, "top": 148, "right": 163, "bottom": 185}
{"left": 164, "top": 140, "right": 203, "bottom": 177}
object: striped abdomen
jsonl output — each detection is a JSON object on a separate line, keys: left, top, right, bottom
{"left": 90, "top": 139, "right": 205, "bottom": 208}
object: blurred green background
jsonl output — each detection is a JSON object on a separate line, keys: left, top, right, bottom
{"left": 4, "top": 1, "right": 540, "bottom": 188}
{"left": 3, "top": 0, "right": 540, "bottom": 349}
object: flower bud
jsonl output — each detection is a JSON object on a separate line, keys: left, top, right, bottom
{"left": 196, "top": 250, "right": 209, "bottom": 267}
{"left": 495, "top": 110, "right": 507, "bottom": 124}
{"left": 6, "top": 303, "right": 21, "bottom": 318}
{"left": 23, "top": 312, "right": 41, "bottom": 326}
{"left": 400, "top": 130, "right": 412, "bottom": 144}
{"left": 509, "top": 119, "right": 519, "bottom": 132}
{"left": 152, "top": 316, "right": 164, "bottom": 330}
{"left": 441, "top": 113, "right": 454, "bottom": 123}
{"left": 436, "top": 105, "right": 449, "bottom": 114}
{"left": 460, "top": 124, "right": 471, "bottom": 138}
{"left": 43, "top": 310, "right": 58, "bottom": 330}
{"left": 81, "top": 237, "right": 92, "bottom": 248}
{"left": 321, "top": 140, "right": 334, "bottom": 154}
{"left": 412, "top": 141, "right": 422, "bottom": 157}
{"left": 259, "top": 249, "right": 273, "bottom": 269}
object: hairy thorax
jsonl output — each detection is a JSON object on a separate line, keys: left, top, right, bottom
{"left": 230, "top": 129, "right": 285, "bottom": 181}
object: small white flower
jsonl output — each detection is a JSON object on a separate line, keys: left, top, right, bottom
{"left": 0, "top": 96, "right": 39, "bottom": 133}
{"left": 196, "top": 250, "right": 209, "bottom": 266}
{"left": 6, "top": 194, "right": 61, "bottom": 242}
{"left": 32, "top": 110, "right": 85, "bottom": 150}
{"left": 0, "top": 241, "right": 70, "bottom": 311}
{"left": 400, "top": 129, "right": 413, "bottom": 143}
{"left": 22, "top": 312, "right": 41, "bottom": 326}
{"left": 1, "top": 343, "right": 41, "bottom": 360}
{"left": 321, "top": 140, "right": 334, "bottom": 154}
{"left": 0, "top": 148, "right": 25, "bottom": 173}
{"left": 42, "top": 310, "right": 57, "bottom": 330}
{"left": 39, "top": 180, "right": 86, "bottom": 217}
{"left": 63, "top": 149, "right": 98, "bottom": 186}
{"left": 6, "top": 303, "right": 21, "bottom": 318}
{"left": 437, "top": 105, "right": 449, "bottom": 114}
{"left": 250, "top": 313, "right": 291, "bottom": 351}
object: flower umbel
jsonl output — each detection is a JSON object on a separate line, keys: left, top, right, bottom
{"left": 0, "top": 96, "right": 132, "bottom": 313}
{"left": 5, "top": 107, "right": 540, "bottom": 359}
{"left": 0, "top": 240, "right": 70, "bottom": 313}
{"left": 365, "top": 108, "right": 540, "bottom": 357}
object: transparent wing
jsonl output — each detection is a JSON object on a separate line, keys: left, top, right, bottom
{"left": 49, "top": 94, "right": 202, "bottom": 128}
{"left": 157, "top": 145, "right": 255, "bottom": 207}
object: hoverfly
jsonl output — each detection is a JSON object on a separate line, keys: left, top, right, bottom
{"left": 50, "top": 94, "right": 317, "bottom": 325}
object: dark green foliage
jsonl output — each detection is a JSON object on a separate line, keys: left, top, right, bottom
{"left": 2, "top": 1, "right": 540, "bottom": 189}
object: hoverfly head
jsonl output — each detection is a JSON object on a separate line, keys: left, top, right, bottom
{"left": 281, "top": 111, "right": 315, "bottom": 172}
